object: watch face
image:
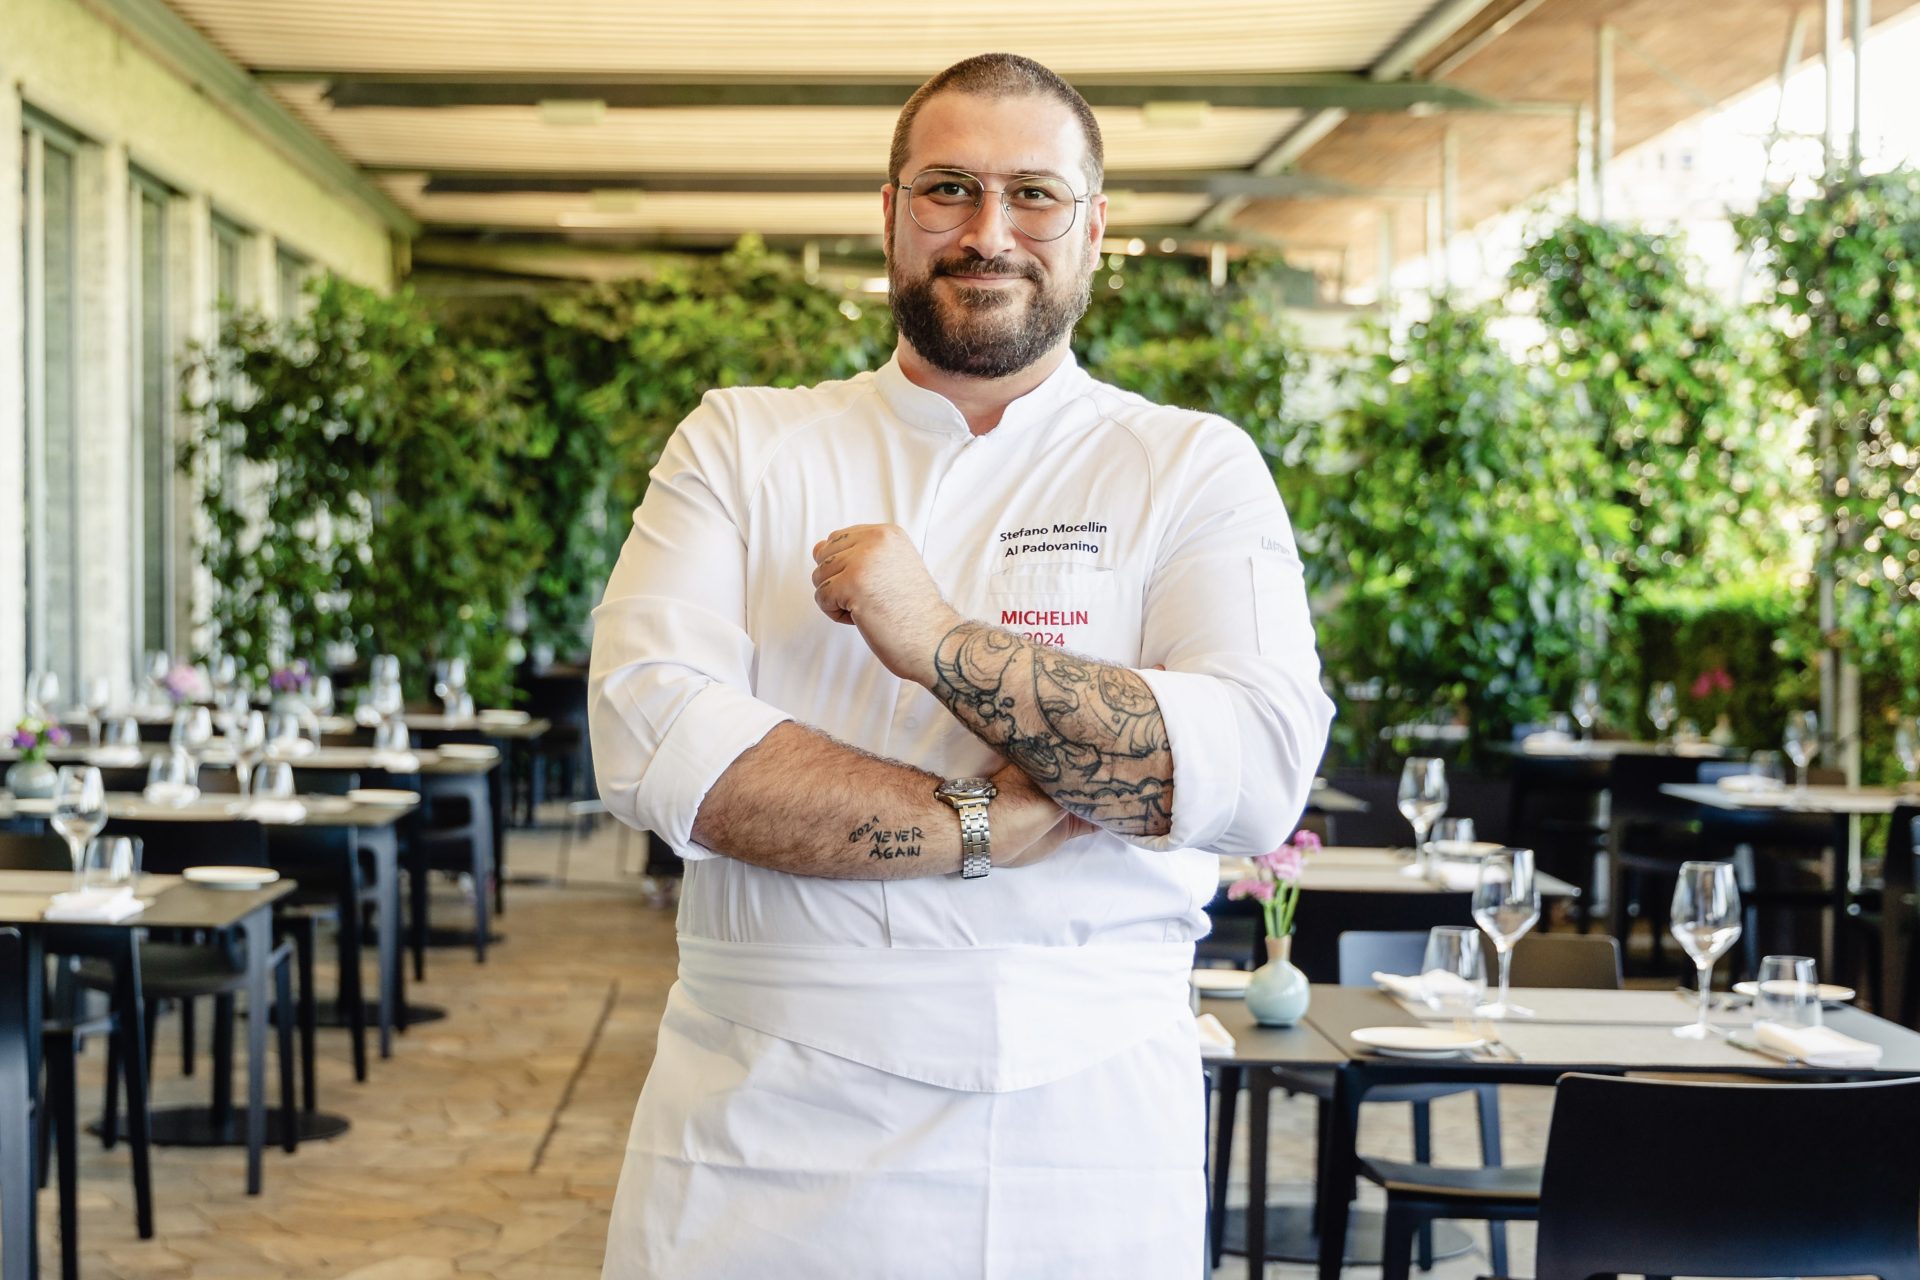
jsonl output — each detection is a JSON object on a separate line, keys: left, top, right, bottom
{"left": 937, "top": 776, "right": 997, "bottom": 802}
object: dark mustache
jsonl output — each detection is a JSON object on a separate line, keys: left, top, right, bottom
{"left": 934, "top": 257, "right": 1040, "bottom": 282}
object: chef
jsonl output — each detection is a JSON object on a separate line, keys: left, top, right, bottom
{"left": 590, "top": 51, "right": 1334, "bottom": 1279}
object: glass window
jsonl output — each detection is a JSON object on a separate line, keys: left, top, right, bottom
{"left": 131, "top": 172, "right": 173, "bottom": 658}
{"left": 21, "top": 115, "right": 83, "bottom": 693}
{"left": 213, "top": 216, "right": 244, "bottom": 312}
{"left": 276, "top": 247, "right": 310, "bottom": 318}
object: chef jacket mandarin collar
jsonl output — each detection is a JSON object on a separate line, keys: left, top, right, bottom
{"left": 872, "top": 347, "right": 1091, "bottom": 440}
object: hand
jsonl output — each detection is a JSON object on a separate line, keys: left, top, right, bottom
{"left": 990, "top": 762, "right": 1098, "bottom": 869}
{"left": 811, "top": 524, "right": 960, "bottom": 684}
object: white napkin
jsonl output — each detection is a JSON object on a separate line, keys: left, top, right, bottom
{"left": 1752, "top": 1021, "right": 1882, "bottom": 1068}
{"left": 265, "top": 738, "right": 318, "bottom": 760}
{"left": 1520, "top": 730, "right": 1575, "bottom": 753}
{"left": 142, "top": 782, "right": 200, "bottom": 808}
{"left": 239, "top": 798, "right": 306, "bottom": 824}
{"left": 353, "top": 704, "right": 383, "bottom": 727}
{"left": 86, "top": 747, "right": 145, "bottom": 767}
{"left": 43, "top": 887, "right": 144, "bottom": 923}
{"left": 1718, "top": 772, "right": 1786, "bottom": 794}
{"left": 1400, "top": 862, "right": 1481, "bottom": 891}
{"left": 1374, "top": 969, "right": 1480, "bottom": 1005}
{"left": 368, "top": 751, "right": 421, "bottom": 773}
{"left": 1195, "top": 1013, "right": 1236, "bottom": 1058}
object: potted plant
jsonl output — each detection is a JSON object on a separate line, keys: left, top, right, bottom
{"left": 7, "top": 716, "right": 69, "bottom": 798}
{"left": 1228, "top": 829, "right": 1318, "bottom": 1026}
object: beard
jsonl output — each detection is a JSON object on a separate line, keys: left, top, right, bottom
{"left": 888, "top": 245, "right": 1093, "bottom": 380}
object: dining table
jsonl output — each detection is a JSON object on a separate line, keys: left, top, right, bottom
{"left": 0, "top": 867, "right": 298, "bottom": 1276}
{"left": 1203, "top": 982, "right": 1920, "bottom": 1280}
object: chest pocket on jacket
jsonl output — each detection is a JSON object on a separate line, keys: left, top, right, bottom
{"left": 985, "top": 567, "right": 1136, "bottom": 664}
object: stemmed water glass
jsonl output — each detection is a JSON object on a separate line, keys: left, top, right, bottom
{"left": 1646, "top": 681, "right": 1677, "bottom": 743}
{"left": 1571, "top": 680, "right": 1601, "bottom": 741}
{"left": 208, "top": 654, "right": 239, "bottom": 707}
{"left": 1473, "top": 848, "right": 1541, "bottom": 1019}
{"left": 434, "top": 656, "right": 472, "bottom": 720}
{"left": 228, "top": 710, "right": 266, "bottom": 797}
{"left": 1671, "top": 861, "right": 1742, "bottom": 1039}
{"left": 1397, "top": 757, "right": 1448, "bottom": 872}
{"left": 81, "top": 677, "right": 112, "bottom": 748}
{"left": 170, "top": 705, "right": 213, "bottom": 764}
{"left": 25, "top": 671, "right": 60, "bottom": 722}
{"left": 51, "top": 766, "right": 107, "bottom": 893}
{"left": 142, "top": 650, "right": 171, "bottom": 707}
{"left": 1783, "top": 710, "right": 1819, "bottom": 793}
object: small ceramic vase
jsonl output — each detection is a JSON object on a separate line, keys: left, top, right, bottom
{"left": 1245, "top": 934, "right": 1311, "bottom": 1027}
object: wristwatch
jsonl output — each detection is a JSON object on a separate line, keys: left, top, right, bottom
{"left": 934, "top": 776, "right": 998, "bottom": 879}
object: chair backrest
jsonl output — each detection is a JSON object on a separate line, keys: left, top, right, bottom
{"left": 295, "top": 769, "right": 361, "bottom": 797}
{"left": 1605, "top": 752, "right": 1706, "bottom": 828}
{"left": 1506, "top": 755, "right": 1612, "bottom": 831}
{"left": 1535, "top": 1073, "right": 1920, "bottom": 1280}
{"left": 1507, "top": 934, "right": 1621, "bottom": 989}
{"left": 0, "top": 832, "right": 74, "bottom": 872}
{"left": 1337, "top": 930, "right": 1431, "bottom": 986}
{"left": 101, "top": 819, "right": 268, "bottom": 874}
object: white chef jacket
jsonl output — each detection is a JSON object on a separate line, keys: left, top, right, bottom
{"left": 590, "top": 349, "right": 1334, "bottom": 1279}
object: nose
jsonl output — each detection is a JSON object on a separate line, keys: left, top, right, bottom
{"left": 955, "top": 192, "right": 1020, "bottom": 260}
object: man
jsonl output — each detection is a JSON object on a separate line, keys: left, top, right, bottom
{"left": 590, "top": 52, "right": 1333, "bottom": 1278}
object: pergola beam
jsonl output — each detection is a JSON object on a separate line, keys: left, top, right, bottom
{"left": 392, "top": 168, "right": 1429, "bottom": 200}
{"left": 283, "top": 71, "right": 1515, "bottom": 114}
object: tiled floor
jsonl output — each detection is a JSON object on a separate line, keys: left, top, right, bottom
{"left": 35, "top": 819, "right": 1553, "bottom": 1278}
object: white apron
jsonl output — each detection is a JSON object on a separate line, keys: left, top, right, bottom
{"left": 600, "top": 938, "right": 1206, "bottom": 1279}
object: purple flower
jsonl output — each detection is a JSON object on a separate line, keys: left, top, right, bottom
{"left": 11, "top": 730, "right": 31, "bottom": 750}
{"left": 268, "top": 660, "right": 311, "bottom": 693}
{"left": 1226, "top": 877, "right": 1276, "bottom": 903}
{"left": 47, "top": 726, "right": 69, "bottom": 746}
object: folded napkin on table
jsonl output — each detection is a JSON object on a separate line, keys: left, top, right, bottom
{"left": 239, "top": 798, "right": 306, "bottom": 824}
{"left": 353, "top": 704, "right": 383, "bottom": 727}
{"left": 265, "top": 738, "right": 317, "bottom": 759}
{"left": 142, "top": 782, "right": 199, "bottom": 808}
{"left": 1752, "top": 1021, "right": 1882, "bottom": 1068}
{"left": 43, "top": 887, "right": 144, "bottom": 923}
{"left": 1399, "top": 861, "right": 1481, "bottom": 891}
{"left": 1520, "top": 730, "right": 1575, "bottom": 753}
{"left": 86, "top": 747, "right": 145, "bottom": 767}
{"left": 1195, "top": 1013, "right": 1236, "bottom": 1058}
{"left": 1717, "top": 772, "right": 1786, "bottom": 794}
{"left": 1374, "top": 969, "right": 1481, "bottom": 1006}
{"left": 367, "top": 751, "right": 421, "bottom": 773}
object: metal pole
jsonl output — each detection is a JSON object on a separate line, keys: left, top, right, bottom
{"left": 1575, "top": 102, "right": 1594, "bottom": 218}
{"left": 1852, "top": 0, "right": 1870, "bottom": 172}
{"left": 1440, "top": 125, "right": 1459, "bottom": 292}
{"left": 1378, "top": 207, "right": 1396, "bottom": 317}
{"left": 1595, "top": 25, "right": 1615, "bottom": 222}
{"left": 1825, "top": 0, "right": 1844, "bottom": 176}
{"left": 1424, "top": 192, "right": 1441, "bottom": 295}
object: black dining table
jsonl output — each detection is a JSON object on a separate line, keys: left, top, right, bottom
{"left": 1207, "top": 982, "right": 1920, "bottom": 1280}
{"left": 0, "top": 870, "right": 295, "bottom": 1278}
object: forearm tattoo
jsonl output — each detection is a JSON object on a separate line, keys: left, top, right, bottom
{"left": 849, "top": 814, "right": 925, "bottom": 862}
{"left": 931, "top": 624, "right": 1174, "bottom": 836}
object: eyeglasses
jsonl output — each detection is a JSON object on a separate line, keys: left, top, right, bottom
{"left": 898, "top": 168, "right": 1087, "bottom": 242}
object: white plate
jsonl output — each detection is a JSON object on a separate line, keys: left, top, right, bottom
{"left": 1350, "top": 1026, "right": 1486, "bottom": 1055}
{"left": 1733, "top": 980, "right": 1856, "bottom": 1004}
{"left": 435, "top": 743, "right": 498, "bottom": 761}
{"left": 346, "top": 788, "right": 418, "bottom": 808}
{"left": 182, "top": 866, "right": 281, "bottom": 890}
{"left": 1430, "top": 840, "right": 1504, "bottom": 858}
{"left": 1191, "top": 969, "right": 1252, "bottom": 997}
{"left": 300, "top": 795, "right": 355, "bottom": 815}
{"left": 477, "top": 709, "right": 531, "bottom": 726}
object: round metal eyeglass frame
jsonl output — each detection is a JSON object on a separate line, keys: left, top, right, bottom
{"left": 897, "top": 168, "right": 1089, "bottom": 242}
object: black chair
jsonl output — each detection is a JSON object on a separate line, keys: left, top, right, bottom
{"left": 409, "top": 770, "right": 495, "bottom": 972}
{"left": 1506, "top": 754, "right": 1610, "bottom": 931}
{"left": 1876, "top": 804, "right": 1920, "bottom": 1025}
{"left": 514, "top": 666, "right": 591, "bottom": 825}
{"left": 1604, "top": 753, "right": 1708, "bottom": 971}
{"left": 1358, "top": 931, "right": 1622, "bottom": 1279}
{"left": 1534, "top": 1073, "right": 1920, "bottom": 1279}
{"left": 1695, "top": 761, "right": 1849, "bottom": 978}
{"left": 78, "top": 819, "right": 300, "bottom": 1188}
{"left": 1208, "top": 930, "right": 1504, "bottom": 1274}
{"left": 0, "top": 927, "right": 38, "bottom": 1280}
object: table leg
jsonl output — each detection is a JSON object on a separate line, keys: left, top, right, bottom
{"left": 0, "top": 931, "right": 36, "bottom": 1280}
{"left": 108, "top": 931, "right": 154, "bottom": 1237}
{"left": 1316, "top": 1068, "right": 1363, "bottom": 1280}
{"left": 366, "top": 828, "right": 398, "bottom": 1057}
{"left": 1244, "top": 1067, "right": 1270, "bottom": 1280}
{"left": 242, "top": 907, "right": 268, "bottom": 1194}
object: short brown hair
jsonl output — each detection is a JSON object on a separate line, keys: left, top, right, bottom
{"left": 888, "top": 54, "right": 1104, "bottom": 193}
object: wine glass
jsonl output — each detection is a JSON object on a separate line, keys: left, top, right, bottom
{"left": 1670, "top": 861, "right": 1742, "bottom": 1039}
{"left": 308, "top": 674, "right": 335, "bottom": 717}
{"left": 1647, "top": 681, "right": 1678, "bottom": 743}
{"left": 1420, "top": 926, "right": 1487, "bottom": 1015}
{"left": 104, "top": 716, "right": 141, "bottom": 753}
{"left": 142, "top": 650, "right": 171, "bottom": 707}
{"left": 1571, "top": 680, "right": 1601, "bottom": 740}
{"left": 1397, "top": 757, "right": 1448, "bottom": 872}
{"left": 51, "top": 766, "right": 107, "bottom": 893}
{"left": 373, "top": 718, "right": 412, "bottom": 756}
{"left": 146, "top": 749, "right": 199, "bottom": 801}
{"left": 1783, "top": 710, "right": 1819, "bottom": 793}
{"left": 170, "top": 705, "right": 213, "bottom": 762}
{"left": 228, "top": 710, "right": 266, "bottom": 797}
{"left": 82, "top": 676, "right": 112, "bottom": 748}
{"left": 208, "top": 654, "right": 239, "bottom": 704}
{"left": 1473, "top": 848, "right": 1541, "bottom": 1019}
{"left": 1430, "top": 816, "right": 1477, "bottom": 858}
{"left": 1893, "top": 716, "right": 1917, "bottom": 786}
{"left": 1747, "top": 750, "right": 1787, "bottom": 789}
{"left": 25, "top": 670, "right": 60, "bottom": 722}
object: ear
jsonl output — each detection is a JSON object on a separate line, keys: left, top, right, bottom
{"left": 1085, "top": 192, "right": 1109, "bottom": 257}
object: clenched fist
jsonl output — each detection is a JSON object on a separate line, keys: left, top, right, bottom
{"left": 811, "top": 524, "right": 961, "bottom": 684}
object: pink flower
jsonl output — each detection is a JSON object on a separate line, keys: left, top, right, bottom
{"left": 1226, "top": 877, "right": 1275, "bottom": 903}
{"left": 1290, "top": 829, "right": 1323, "bottom": 852}
{"left": 1690, "top": 668, "right": 1734, "bottom": 700}
{"left": 1255, "top": 846, "right": 1305, "bottom": 881}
